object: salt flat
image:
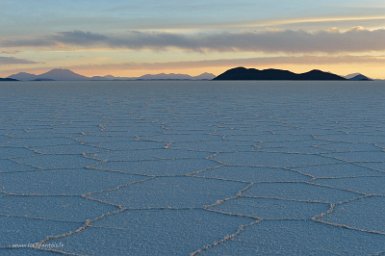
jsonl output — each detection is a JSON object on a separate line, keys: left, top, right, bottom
{"left": 1, "top": 81, "right": 385, "bottom": 255}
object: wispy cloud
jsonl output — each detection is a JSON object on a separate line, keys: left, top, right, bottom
{"left": 2, "top": 28, "right": 385, "bottom": 53}
{"left": 0, "top": 56, "right": 37, "bottom": 65}
{"left": 239, "top": 15, "right": 385, "bottom": 28}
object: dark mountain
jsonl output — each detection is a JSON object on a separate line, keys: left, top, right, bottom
{"left": 296, "top": 69, "right": 346, "bottom": 80}
{"left": 345, "top": 73, "right": 372, "bottom": 81}
{"left": 0, "top": 77, "right": 18, "bottom": 81}
{"left": 214, "top": 67, "right": 347, "bottom": 81}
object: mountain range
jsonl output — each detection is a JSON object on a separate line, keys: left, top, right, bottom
{"left": 1, "top": 68, "right": 377, "bottom": 82}
{"left": 214, "top": 67, "right": 347, "bottom": 81}
{"left": 7, "top": 69, "right": 215, "bottom": 81}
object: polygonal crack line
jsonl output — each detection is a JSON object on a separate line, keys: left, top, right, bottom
{"left": 372, "top": 250, "right": 385, "bottom": 256}
{"left": 320, "top": 194, "right": 378, "bottom": 220}
{"left": 149, "top": 153, "right": 218, "bottom": 163}
{"left": 206, "top": 191, "right": 367, "bottom": 225}
{"left": 86, "top": 156, "right": 218, "bottom": 165}
{"left": 205, "top": 182, "right": 255, "bottom": 209}
{"left": 212, "top": 180, "right": 370, "bottom": 220}
{"left": 85, "top": 161, "right": 222, "bottom": 181}
{"left": 312, "top": 218, "right": 385, "bottom": 237}
{"left": 239, "top": 138, "right": 317, "bottom": 145}
{"left": 103, "top": 155, "right": 216, "bottom": 162}
{"left": 184, "top": 164, "right": 225, "bottom": 176}
{"left": 0, "top": 145, "right": 40, "bottom": 158}
{"left": 353, "top": 162, "right": 385, "bottom": 175}
{"left": 70, "top": 138, "right": 123, "bottom": 151}
{"left": 192, "top": 181, "right": 258, "bottom": 234}
{"left": 0, "top": 190, "right": 83, "bottom": 198}
{"left": 0, "top": 193, "right": 120, "bottom": 255}
{"left": 1, "top": 191, "right": 123, "bottom": 221}
{"left": 323, "top": 155, "right": 385, "bottom": 167}
{"left": 311, "top": 194, "right": 385, "bottom": 235}
{"left": 311, "top": 135, "right": 366, "bottom": 145}
{"left": 185, "top": 175, "right": 251, "bottom": 188}
{"left": 0, "top": 213, "right": 83, "bottom": 225}
{"left": 282, "top": 167, "right": 316, "bottom": 180}
{"left": 203, "top": 207, "right": 261, "bottom": 221}
{"left": 0, "top": 167, "right": 97, "bottom": 175}
{"left": 319, "top": 160, "right": 385, "bottom": 177}
{"left": 298, "top": 151, "right": 384, "bottom": 168}
{"left": 241, "top": 195, "right": 332, "bottom": 204}
{"left": 313, "top": 137, "right": 381, "bottom": 150}
{"left": 1, "top": 158, "right": 42, "bottom": 172}
{"left": 24, "top": 149, "right": 103, "bottom": 159}
{"left": 216, "top": 180, "right": 367, "bottom": 199}
{"left": 84, "top": 176, "right": 157, "bottom": 196}
{"left": 189, "top": 162, "right": 314, "bottom": 181}
{"left": 322, "top": 149, "right": 385, "bottom": 155}
{"left": 255, "top": 212, "right": 385, "bottom": 238}
{"left": 311, "top": 175, "right": 385, "bottom": 183}
{"left": 26, "top": 199, "right": 126, "bottom": 255}
{"left": 373, "top": 143, "right": 385, "bottom": 151}
{"left": 174, "top": 142, "right": 264, "bottom": 154}
{"left": 83, "top": 165, "right": 155, "bottom": 179}
{"left": 0, "top": 247, "right": 85, "bottom": 256}
{"left": 310, "top": 180, "right": 385, "bottom": 198}
{"left": 189, "top": 219, "right": 260, "bottom": 256}
{"left": 9, "top": 158, "right": 95, "bottom": 172}
{"left": 251, "top": 147, "right": 332, "bottom": 155}
{"left": 70, "top": 139, "right": 111, "bottom": 151}
{"left": 184, "top": 164, "right": 223, "bottom": 177}
{"left": 206, "top": 158, "right": 347, "bottom": 176}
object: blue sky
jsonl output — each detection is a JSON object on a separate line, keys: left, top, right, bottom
{"left": 1, "top": 0, "right": 385, "bottom": 77}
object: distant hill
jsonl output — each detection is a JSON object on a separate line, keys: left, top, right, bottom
{"left": 137, "top": 72, "right": 215, "bottom": 80}
{"left": 193, "top": 72, "right": 216, "bottom": 80}
{"left": 9, "top": 72, "right": 37, "bottom": 81}
{"left": 345, "top": 73, "right": 372, "bottom": 81}
{"left": 138, "top": 73, "right": 192, "bottom": 80}
{"left": 214, "top": 67, "right": 347, "bottom": 81}
{"left": 8, "top": 69, "right": 215, "bottom": 81}
{"left": 90, "top": 75, "right": 120, "bottom": 81}
{"left": 0, "top": 77, "right": 18, "bottom": 81}
{"left": 37, "top": 69, "right": 88, "bottom": 81}
{"left": 9, "top": 69, "right": 87, "bottom": 81}
{"left": 33, "top": 78, "right": 56, "bottom": 81}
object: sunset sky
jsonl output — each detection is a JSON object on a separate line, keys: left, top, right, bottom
{"left": 1, "top": 0, "right": 385, "bottom": 78}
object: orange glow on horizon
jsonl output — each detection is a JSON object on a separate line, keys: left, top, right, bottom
{"left": 2, "top": 63, "right": 384, "bottom": 80}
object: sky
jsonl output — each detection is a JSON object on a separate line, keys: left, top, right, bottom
{"left": 1, "top": 0, "right": 385, "bottom": 78}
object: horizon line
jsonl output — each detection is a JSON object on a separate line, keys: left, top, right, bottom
{"left": 2, "top": 66, "right": 380, "bottom": 80}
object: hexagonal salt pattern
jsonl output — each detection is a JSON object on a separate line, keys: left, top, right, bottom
{"left": 1, "top": 81, "right": 385, "bottom": 255}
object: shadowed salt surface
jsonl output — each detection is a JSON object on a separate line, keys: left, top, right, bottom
{"left": 1, "top": 81, "right": 385, "bottom": 255}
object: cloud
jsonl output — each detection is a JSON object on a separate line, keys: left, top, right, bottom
{"left": 53, "top": 31, "right": 108, "bottom": 45}
{"left": 2, "top": 28, "right": 385, "bottom": 53}
{"left": 240, "top": 15, "right": 385, "bottom": 28}
{"left": 0, "top": 56, "right": 37, "bottom": 65}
